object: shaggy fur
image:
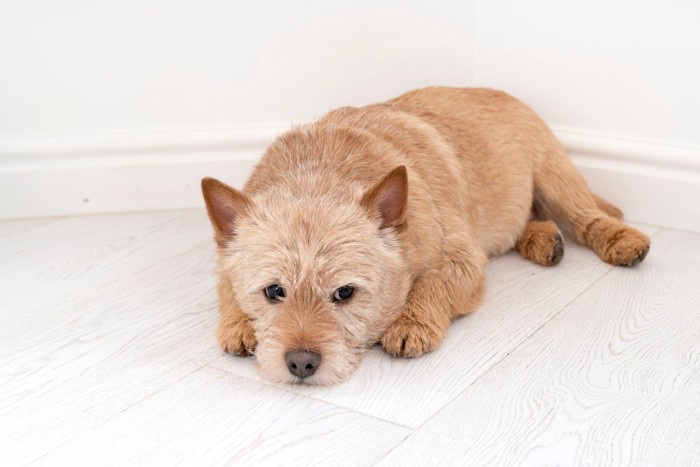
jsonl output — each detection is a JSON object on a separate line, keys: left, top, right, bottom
{"left": 202, "top": 87, "right": 650, "bottom": 385}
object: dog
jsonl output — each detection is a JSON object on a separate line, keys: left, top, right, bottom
{"left": 201, "top": 87, "right": 650, "bottom": 385}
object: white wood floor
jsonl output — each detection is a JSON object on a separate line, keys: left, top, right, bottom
{"left": 1, "top": 209, "right": 699, "bottom": 466}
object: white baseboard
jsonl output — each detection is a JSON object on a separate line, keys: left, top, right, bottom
{"left": 1, "top": 125, "right": 699, "bottom": 233}
{"left": 0, "top": 125, "right": 288, "bottom": 220}
{"left": 555, "top": 128, "right": 700, "bottom": 233}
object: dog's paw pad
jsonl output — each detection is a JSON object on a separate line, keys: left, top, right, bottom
{"left": 217, "top": 319, "right": 257, "bottom": 356}
{"left": 380, "top": 317, "right": 443, "bottom": 358}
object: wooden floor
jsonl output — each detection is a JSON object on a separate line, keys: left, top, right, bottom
{"left": 1, "top": 209, "right": 698, "bottom": 466}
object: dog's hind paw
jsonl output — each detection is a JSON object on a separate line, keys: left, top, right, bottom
{"left": 217, "top": 316, "right": 257, "bottom": 357}
{"left": 516, "top": 220, "right": 564, "bottom": 266}
{"left": 380, "top": 316, "right": 444, "bottom": 358}
{"left": 585, "top": 219, "right": 651, "bottom": 267}
{"left": 609, "top": 230, "right": 650, "bottom": 267}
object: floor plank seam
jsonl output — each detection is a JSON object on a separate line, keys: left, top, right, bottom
{"left": 116, "top": 362, "right": 214, "bottom": 415}
{"left": 203, "top": 363, "right": 416, "bottom": 432}
{"left": 25, "top": 361, "right": 216, "bottom": 465}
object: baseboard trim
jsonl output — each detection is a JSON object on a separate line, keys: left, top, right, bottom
{"left": 0, "top": 125, "right": 289, "bottom": 220}
{"left": 1, "top": 125, "right": 699, "bottom": 232}
{"left": 554, "top": 128, "right": 700, "bottom": 233}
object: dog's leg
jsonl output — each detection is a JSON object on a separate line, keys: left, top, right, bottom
{"left": 216, "top": 276, "right": 257, "bottom": 356}
{"left": 381, "top": 246, "right": 486, "bottom": 357}
{"left": 593, "top": 193, "right": 624, "bottom": 219}
{"left": 534, "top": 145, "right": 650, "bottom": 266}
{"left": 516, "top": 220, "right": 565, "bottom": 266}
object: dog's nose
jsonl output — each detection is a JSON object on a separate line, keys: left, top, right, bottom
{"left": 285, "top": 350, "right": 321, "bottom": 379}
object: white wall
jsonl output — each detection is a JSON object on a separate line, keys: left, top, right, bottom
{"left": 1, "top": 1, "right": 699, "bottom": 231}
{"left": 473, "top": 0, "right": 700, "bottom": 146}
{"left": 0, "top": 1, "right": 475, "bottom": 138}
{"left": 472, "top": 0, "right": 700, "bottom": 232}
{"left": 0, "top": 1, "right": 476, "bottom": 219}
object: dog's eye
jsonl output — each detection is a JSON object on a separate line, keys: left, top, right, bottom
{"left": 264, "top": 284, "right": 285, "bottom": 301}
{"left": 333, "top": 285, "right": 354, "bottom": 302}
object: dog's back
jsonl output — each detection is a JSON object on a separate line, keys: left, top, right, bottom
{"left": 246, "top": 87, "right": 649, "bottom": 267}
{"left": 251, "top": 87, "right": 551, "bottom": 258}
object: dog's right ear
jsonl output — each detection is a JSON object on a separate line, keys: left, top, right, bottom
{"left": 361, "top": 166, "right": 408, "bottom": 229}
{"left": 201, "top": 177, "right": 251, "bottom": 247}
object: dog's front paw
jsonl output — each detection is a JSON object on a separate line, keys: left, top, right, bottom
{"left": 380, "top": 316, "right": 445, "bottom": 358}
{"left": 217, "top": 316, "right": 257, "bottom": 356}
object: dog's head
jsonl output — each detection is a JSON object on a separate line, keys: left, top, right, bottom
{"left": 202, "top": 166, "right": 411, "bottom": 385}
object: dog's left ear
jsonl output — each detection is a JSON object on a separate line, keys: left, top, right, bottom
{"left": 201, "top": 177, "right": 252, "bottom": 247}
{"left": 361, "top": 166, "right": 408, "bottom": 229}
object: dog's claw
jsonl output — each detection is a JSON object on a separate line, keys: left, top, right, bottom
{"left": 621, "top": 245, "right": 650, "bottom": 267}
{"left": 550, "top": 240, "right": 565, "bottom": 264}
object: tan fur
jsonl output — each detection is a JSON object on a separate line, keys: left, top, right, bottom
{"left": 202, "top": 87, "right": 650, "bottom": 385}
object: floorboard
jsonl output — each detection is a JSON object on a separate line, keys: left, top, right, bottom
{"left": 35, "top": 366, "right": 410, "bottom": 466}
{"left": 377, "top": 228, "right": 700, "bottom": 466}
{"left": 0, "top": 210, "right": 222, "bottom": 463}
{"left": 2, "top": 208, "right": 695, "bottom": 466}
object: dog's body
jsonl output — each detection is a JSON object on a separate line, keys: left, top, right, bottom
{"left": 202, "top": 87, "right": 650, "bottom": 385}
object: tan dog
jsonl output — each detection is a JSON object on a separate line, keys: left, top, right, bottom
{"left": 202, "top": 87, "right": 650, "bottom": 385}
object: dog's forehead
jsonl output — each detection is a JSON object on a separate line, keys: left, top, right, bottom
{"left": 254, "top": 191, "right": 367, "bottom": 233}
{"left": 232, "top": 197, "right": 380, "bottom": 287}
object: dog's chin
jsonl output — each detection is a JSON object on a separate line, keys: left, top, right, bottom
{"left": 286, "top": 371, "right": 348, "bottom": 386}
{"left": 255, "top": 339, "right": 362, "bottom": 386}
